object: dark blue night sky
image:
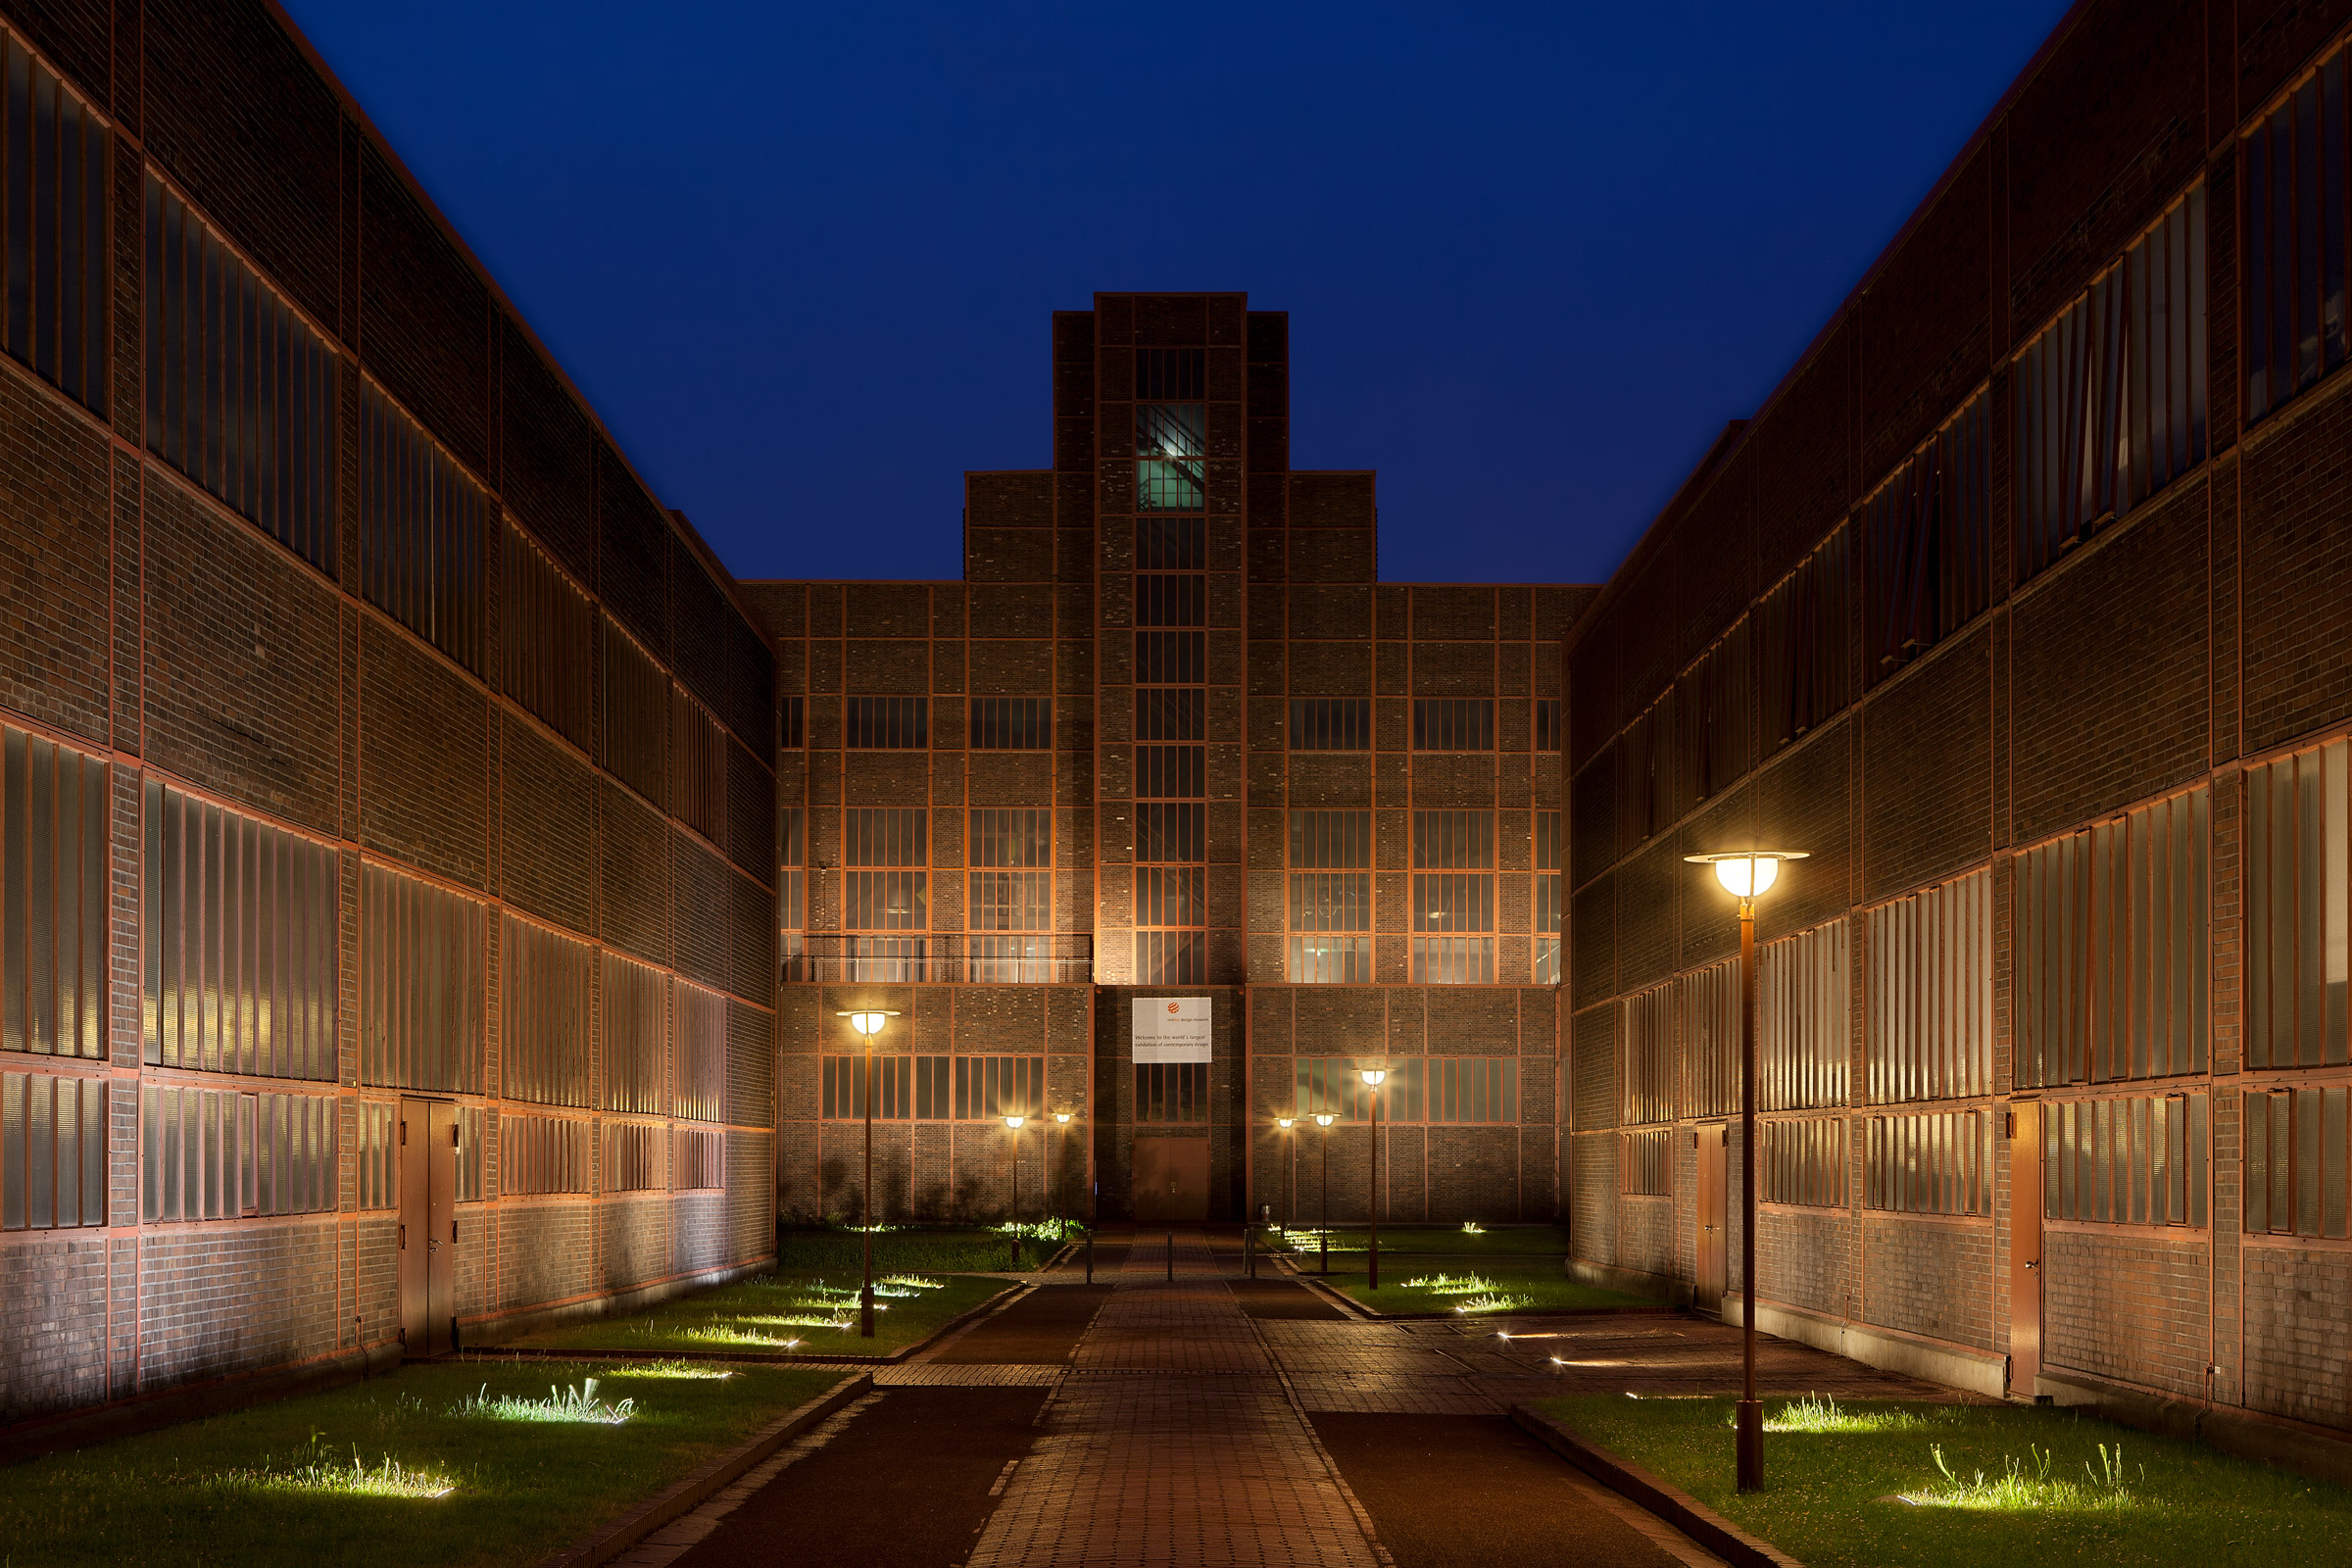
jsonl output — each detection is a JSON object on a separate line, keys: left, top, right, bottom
{"left": 283, "top": 1, "right": 2074, "bottom": 587}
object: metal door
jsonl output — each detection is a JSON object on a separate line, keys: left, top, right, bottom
{"left": 398, "top": 1099, "right": 459, "bottom": 1355}
{"left": 2008, "top": 1101, "right": 2042, "bottom": 1396}
{"left": 1133, "top": 1136, "right": 1209, "bottom": 1222}
{"left": 1694, "top": 1124, "right": 1728, "bottom": 1312}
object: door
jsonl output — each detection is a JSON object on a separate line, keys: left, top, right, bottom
{"left": 398, "top": 1099, "right": 459, "bottom": 1355}
{"left": 2008, "top": 1101, "right": 2043, "bottom": 1396}
{"left": 1133, "top": 1136, "right": 1210, "bottom": 1223}
{"left": 1694, "top": 1124, "right": 1728, "bottom": 1312}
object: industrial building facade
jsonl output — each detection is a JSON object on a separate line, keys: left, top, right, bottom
{"left": 0, "top": 0, "right": 778, "bottom": 1428}
{"left": 746, "top": 295, "right": 1589, "bottom": 1233}
{"left": 1564, "top": 0, "right": 2352, "bottom": 1446}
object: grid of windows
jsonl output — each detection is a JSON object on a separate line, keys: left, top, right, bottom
{"left": 2244, "top": 1086, "right": 2345, "bottom": 1236}
{"left": 970, "top": 697, "right": 1053, "bottom": 750}
{"left": 1291, "top": 699, "right": 1370, "bottom": 751}
{"left": 1621, "top": 986, "right": 1674, "bottom": 1125}
{"left": 137, "top": 1084, "right": 334, "bottom": 1223}
{"left": 1867, "top": 871, "right": 1992, "bottom": 1102}
{"left": 2244, "top": 47, "right": 2350, "bottom": 423}
{"left": 1293, "top": 1056, "right": 1518, "bottom": 1123}
{"left": 0, "top": 31, "right": 109, "bottom": 416}
{"left": 2014, "top": 182, "right": 2207, "bottom": 582}
{"left": 1135, "top": 350, "right": 1206, "bottom": 511}
{"left": 1288, "top": 810, "right": 1371, "bottom": 983}
{"left": 1412, "top": 699, "right": 1494, "bottom": 752}
{"left": 1624, "top": 1128, "right": 1672, "bottom": 1196}
{"left": 2049, "top": 1093, "right": 2209, "bottom": 1227}
{"left": 1863, "top": 386, "right": 1990, "bottom": 680}
{"left": 2020, "top": 784, "right": 2209, "bottom": 1084}
{"left": 0, "top": 1070, "right": 104, "bottom": 1229}
{"left": 819, "top": 1054, "right": 1047, "bottom": 1121}
{"left": 1866, "top": 1109, "right": 1991, "bottom": 1216}
{"left": 1760, "top": 919, "right": 1847, "bottom": 1110}
{"left": 1757, "top": 525, "right": 1851, "bottom": 757}
{"left": 845, "top": 808, "right": 927, "bottom": 933}
{"left": 845, "top": 696, "right": 928, "bottom": 749}
{"left": 970, "top": 808, "right": 1052, "bottom": 979}
{"left": 1132, "top": 488, "right": 1206, "bottom": 988}
{"left": 1137, "top": 1062, "right": 1210, "bottom": 1123}
{"left": 1765, "top": 1118, "right": 1846, "bottom": 1207}
{"left": 1412, "top": 811, "right": 1494, "bottom": 984}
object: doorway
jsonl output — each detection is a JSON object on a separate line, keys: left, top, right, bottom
{"left": 1133, "top": 1135, "right": 1209, "bottom": 1223}
{"left": 2008, "top": 1101, "right": 2042, "bottom": 1396}
{"left": 398, "top": 1099, "right": 459, "bottom": 1356}
{"left": 1694, "top": 1124, "right": 1728, "bottom": 1313}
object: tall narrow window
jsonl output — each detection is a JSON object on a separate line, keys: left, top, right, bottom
{"left": 359, "top": 865, "right": 483, "bottom": 1094}
{"left": 1535, "top": 700, "right": 1563, "bottom": 753}
{"left": 1759, "top": 919, "right": 1847, "bottom": 1109}
{"left": 0, "top": 31, "right": 107, "bottom": 414}
{"left": 778, "top": 808, "right": 808, "bottom": 982}
{"left": 1863, "top": 386, "right": 1990, "bottom": 680}
{"left": 843, "top": 809, "right": 926, "bottom": 931}
{"left": 145, "top": 176, "right": 339, "bottom": 574}
{"left": 503, "top": 525, "right": 594, "bottom": 749}
{"left": 2015, "top": 183, "right": 2207, "bottom": 582}
{"left": 501, "top": 914, "right": 592, "bottom": 1107}
{"left": 2245, "top": 48, "right": 2350, "bottom": 422}
{"left": 1757, "top": 525, "right": 1851, "bottom": 755}
{"left": 1136, "top": 349, "right": 1206, "bottom": 512}
{"left": 362, "top": 382, "right": 487, "bottom": 674}
{"left": 8, "top": 726, "right": 107, "bottom": 1064}
{"left": 1534, "top": 810, "right": 1563, "bottom": 987}
{"left": 1616, "top": 694, "right": 1677, "bottom": 849}
{"left": 1620, "top": 986, "right": 1674, "bottom": 1125}
{"left": 1680, "top": 956, "right": 1740, "bottom": 1118}
{"left": 1288, "top": 809, "right": 1371, "bottom": 983}
{"left": 1867, "top": 869, "right": 1992, "bottom": 1102}
{"left": 970, "top": 808, "right": 1053, "bottom": 982}
{"left": 1412, "top": 810, "right": 1494, "bottom": 984}
{"left": 2243, "top": 749, "right": 2349, "bottom": 1070}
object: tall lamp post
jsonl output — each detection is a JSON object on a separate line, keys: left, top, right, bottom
{"left": 836, "top": 1009, "right": 901, "bottom": 1338}
{"left": 1052, "top": 1111, "right": 1073, "bottom": 1230}
{"left": 1275, "top": 1116, "right": 1297, "bottom": 1236}
{"left": 1004, "top": 1114, "right": 1028, "bottom": 1268}
{"left": 1684, "top": 850, "right": 1804, "bottom": 1493}
{"left": 1314, "top": 1113, "right": 1335, "bottom": 1273}
{"left": 1359, "top": 1068, "right": 1388, "bottom": 1292}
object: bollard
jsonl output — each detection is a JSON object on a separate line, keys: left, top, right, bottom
{"left": 1167, "top": 1230, "right": 1175, "bottom": 1282}
{"left": 1086, "top": 1232, "right": 1095, "bottom": 1285}
{"left": 1247, "top": 1227, "right": 1256, "bottom": 1280}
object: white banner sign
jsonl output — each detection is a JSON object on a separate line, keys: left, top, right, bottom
{"left": 1133, "top": 997, "right": 1212, "bottom": 1063}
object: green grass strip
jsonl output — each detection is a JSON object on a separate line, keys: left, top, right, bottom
{"left": 1314, "top": 1257, "right": 1651, "bottom": 1314}
{"left": 1541, "top": 1394, "right": 2352, "bottom": 1566}
{"left": 511, "top": 1269, "right": 1007, "bottom": 1356}
{"left": 3, "top": 1359, "right": 846, "bottom": 1568}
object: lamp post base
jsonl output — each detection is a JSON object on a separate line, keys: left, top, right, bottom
{"left": 859, "top": 1289, "right": 875, "bottom": 1340}
{"left": 1736, "top": 1398, "right": 1764, "bottom": 1491}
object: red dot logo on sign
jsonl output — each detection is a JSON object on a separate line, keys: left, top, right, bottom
{"left": 1167, "top": 1002, "right": 1180, "bottom": 1015}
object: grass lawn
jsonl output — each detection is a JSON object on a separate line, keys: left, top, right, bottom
{"left": 0, "top": 1358, "right": 847, "bottom": 1568}
{"left": 1540, "top": 1393, "right": 2352, "bottom": 1567}
{"left": 1260, "top": 1223, "right": 1574, "bottom": 1258}
{"left": 776, "top": 1224, "right": 1071, "bottom": 1274}
{"left": 509, "top": 1270, "right": 1010, "bottom": 1357}
{"left": 1313, "top": 1257, "right": 1654, "bottom": 1315}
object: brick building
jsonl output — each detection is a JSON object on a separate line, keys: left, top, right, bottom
{"left": 1565, "top": 0, "right": 2352, "bottom": 1444}
{"left": 744, "top": 294, "right": 1591, "bottom": 1233}
{"left": 0, "top": 0, "right": 778, "bottom": 1426}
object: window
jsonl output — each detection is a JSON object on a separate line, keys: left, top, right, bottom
{"left": 503, "top": 1115, "right": 591, "bottom": 1196}
{"left": 845, "top": 696, "right": 928, "bottom": 749}
{"left": 1135, "top": 574, "right": 1204, "bottom": 626}
{"left": 676, "top": 1128, "right": 723, "bottom": 1192}
{"left": 1621, "top": 986, "right": 1673, "bottom": 1125}
{"left": 1760, "top": 919, "right": 1847, "bottom": 1110}
{"left": 1427, "top": 1056, "right": 1518, "bottom": 1122}
{"left": 2015, "top": 182, "right": 2207, "bottom": 583}
{"left": 0, "top": 1070, "right": 104, "bottom": 1228}
{"left": 2019, "top": 784, "right": 2209, "bottom": 1083}
{"left": 1137, "top": 346, "right": 1204, "bottom": 401}
{"left": 1680, "top": 956, "right": 1740, "bottom": 1118}
{"left": 1863, "top": 388, "right": 1990, "bottom": 679}
{"left": 137, "top": 1085, "right": 334, "bottom": 1222}
{"left": 672, "top": 692, "right": 726, "bottom": 844}
{"left": 1765, "top": 1119, "right": 1845, "bottom": 1207}
{"left": 1677, "top": 625, "right": 1749, "bottom": 804}
{"left": 603, "top": 619, "right": 669, "bottom": 808}
{"left": 821, "top": 1054, "right": 954, "bottom": 1119}
{"left": 1624, "top": 1129, "right": 1672, "bottom": 1196}
{"left": 1757, "top": 525, "right": 1851, "bottom": 755}
{"left": 2049, "top": 1093, "right": 2209, "bottom": 1227}
{"left": 1867, "top": 870, "right": 1992, "bottom": 1102}
{"left": 2245, "top": 48, "right": 2349, "bottom": 422}
{"left": 1290, "top": 698, "right": 1371, "bottom": 751}
{"left": 1136, "top": 744, "right": 1203, "bottom": 799}
{"left": 1288, "top": 810, "right": 1371, "bottom": 983}
{"left": 361, "top": 382, "right": 486, "bottom": 675}
{"left": 0, "top": 31, "right": 109, "bottom": 415}
{"left": 2244, "top": 749, "right": 2352, "bottom": 1070}
{"left": 360, "top": 864, "right": 483, "bottom": 1094}
{"left": 1139, "top": 688, "right": 1204, "bottom": 741}
{"left": 1616, "top": 694, "right": 1677, "bottom": 849}
{"left": 1412, "top": 810, "right": 1494, "bottom": 983}
{"left": 1295, "top": 1057, "right": 1427, "bottom": 1121}
{"left": 598, "top": 953, "right": 665, "bottom": 1116}
{"left": 970, "top": 808, "right": 1053, "bottom": 972}
{"left": 501, "top": 915, "right": 593, "bottom": 1107}
{"left": 779, "top": 808, "right": 808, "bottom": 981}
{"left": 1135, "top": 630, "right": 1204, "bottom": 684}
{"left": 1412, "top": 699, "right": 1494, "bottom": 752}
{"left": 1136, "top": 514, "right": 1204, "bottom": 569}
{"left": 146, "top": 175, "right": 338, "bottom": 574}
{"left": 971, "top": 697, "right": 1053, "bottom": 750}
{"left": 1136, "top": 343, "right": 1207, "bottom": 514}
{"left": 1136, "top": 1062, "right": 1210, "bottom": 1123}
{"left": 503, "top": 526, "right": 594, "bottom": 750}
{"left": 956, "top": 1055, "right": 1043, "bottom": 1120}
{"left": 2244, "top": 1086, "right": 2342, "bottom": 1235}
{"left": 1865, "top": 1110, "right": 1991, "bottom": 1216}
{"left": 605, "top": 1122, "right": 662, "bottom": 1193}
{"left": 1534, "top": 810, "right": 1562, "bottom": 987}
{"left": 781, "top": 696, "right": 807, "bottom": 750}
{"left": 356, "top": 1102, "right": 396, "bottom": 1210}
{"left": 1535, "top": 699, "right": 1563, "bottom": 753}
{"left": 844, "top": 808, "right": 926, "bottom": 931}
{"left": 457, "top": 1105, "right": 486, "bottom": 1201}
{"left": 0, "top": 728, "right": 104, "bottom": 1063}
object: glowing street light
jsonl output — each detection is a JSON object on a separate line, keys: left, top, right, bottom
{"left": 835, "top": 1009, "right": 901, "bottom": 1338}
{"left": 1683, "top": 849, "right": 1805, "bottom": 1492}
{"left": 1314, "top": 1113, "right": 1336, "bottom": 1274}
{"left": 1359, "top": 1068, "right": 1388, "bottom": 1292}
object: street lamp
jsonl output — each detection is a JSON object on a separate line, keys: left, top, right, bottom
{"left": 1275, "top": 1116, "right": 1297, "bottom": 1239}
{"left": 1004, "top": 1114, "right": 1027, "bottom": 1268}
{"left": 1359, "top": 1068, "right": 1388, "bottom": 1292}
{"left": 1052, "top": 1111, "right": 1073, "bottom": 1229}
{"left": 1684, "top": 850, "right": 1805, "bottom": 1493}
{"left": 1314, "top": 1113, "right": 1336, "bottom": 1274}
{"left": 835, "top": 1009, "right": 902, "bottom": 1338}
